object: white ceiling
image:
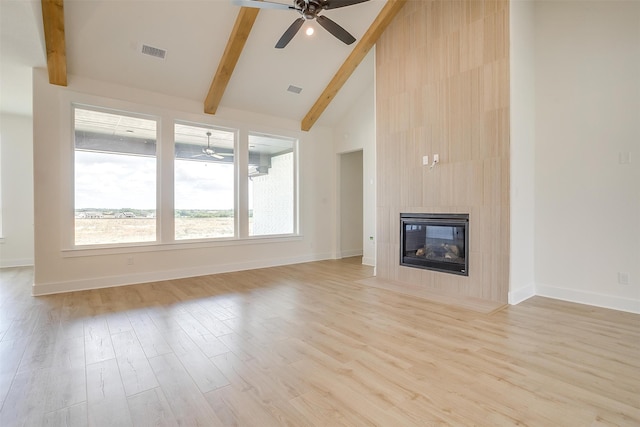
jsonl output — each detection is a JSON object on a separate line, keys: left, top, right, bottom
{"left": 0, "top": 0, "right": 383, "bottom": 127}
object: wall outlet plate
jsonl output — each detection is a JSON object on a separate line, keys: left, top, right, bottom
{"left": 619, "top": 152, "right": 631, "bottom": 164}
{"left": 618, "top": 272, "right": 630, "bottom": 285}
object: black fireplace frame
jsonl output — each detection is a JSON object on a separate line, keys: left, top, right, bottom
{"left": 400, "top": 213, "right": 469, "bottom": 276}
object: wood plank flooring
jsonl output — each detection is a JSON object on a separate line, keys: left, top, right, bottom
{"left": 0, "top": 258, "right": 638, "bottom": 426}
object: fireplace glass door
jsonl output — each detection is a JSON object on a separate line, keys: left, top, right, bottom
{"left": 400, "top": 214, "right": 469, "bottom": 275}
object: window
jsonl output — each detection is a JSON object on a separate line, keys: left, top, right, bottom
{"left": 74, "top": 107, "right": 157, "bottom": 245}
{"left": 174, "top": 123, "right": 235, "bottom": 240}
{"left": 70, "top": 103, "right": 298, "bottom": 249}
{"left": 248, "top": 133, "right": 296, "bottom": 236}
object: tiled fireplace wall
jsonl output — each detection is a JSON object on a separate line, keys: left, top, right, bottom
{"left": 376, "top": 0, "right": 510, "bottom": 303}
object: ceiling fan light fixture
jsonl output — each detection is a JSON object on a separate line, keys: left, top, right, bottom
{"left": 305, "top": 26, "right": 314, "bottom": 36}
{"left": 236, "top": 0, "right": 369, "bottom": 48}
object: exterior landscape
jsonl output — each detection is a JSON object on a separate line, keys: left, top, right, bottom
{"left": 74, "top": 209, "right": 236, "bottom": 244}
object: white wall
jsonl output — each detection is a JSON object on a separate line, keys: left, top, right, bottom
{"left": 339, "top": 150, "right": 363, "bottom": 258}
{"left": 0, "top": 113, "right": 34, "bottom": 267}
{"left": 533, "top": 1, "right": 640, "bottom": 312}
{"left": 32, "top": 68, "right": 337, "bottom": 294}
{"left": 509, "top": 0, "right": 536, "bottom": 304}
{"left": 334, "top": 81, "right": 376, "bottom": 266}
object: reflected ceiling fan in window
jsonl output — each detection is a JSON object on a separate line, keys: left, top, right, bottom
{"left": 232, "top": 0, "right": 370, "bottom": 48}
{"left": 196, "top": 131, "right": 233, "bottom": 160}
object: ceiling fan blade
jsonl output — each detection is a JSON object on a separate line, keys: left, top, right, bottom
{"left": 316, "top": 15, "right": 356, "bottom": 45}
{"left": 212, "top": 153, "right": 225, "bottom": 160}
{"left": 276, "top": 18, "right": 305, "bottom": 48}
{"left": 231, "top": 0, "right": 295, "bottom": 11}
{"left": 323, "top": 0, "right": 370, "bottom": 10}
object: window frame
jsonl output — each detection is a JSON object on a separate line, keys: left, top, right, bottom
{"left": 246, "top": 131, "right": 299, "bottom": 238}
{"left": 71, "top": 104, "right": 160, "bottom": 248}
{"left": 62, "top": 99, "right": 301, "bottom": 256}
{"left": 173, "top": 120, "right": 238, "bottom": 242}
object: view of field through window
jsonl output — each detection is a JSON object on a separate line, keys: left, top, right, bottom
{"left": 74, "top": 107, "right": 297, "bottom": 246}
{"left": 74, "top": 108, "right": 157, "bottom": 245}
{"left": 174, "top": 123, "right": 235, "bottom": 240}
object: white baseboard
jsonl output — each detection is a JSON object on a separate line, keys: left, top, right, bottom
{"left": 508, "top": 283, "right": 536, "bottom": 305}
{"left": 0, "top": 258, "right": 34, "bottom": 268}
{"left": 536, "top": 283, "right": 640, "bottom": 314}
{"left": 362, "top": 256, "right": 376, "bottom": 267}
{"left": 32, "top": 252, "right": 334, "bottom": 296}
{"left": 340, "top": 249, "right": 363, "bottom": 259}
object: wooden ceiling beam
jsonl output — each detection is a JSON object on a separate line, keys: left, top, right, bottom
{"left": 41, "top": 0, "right": 67, "bottom": 86}
{"left": 204, "top": 7, "right": 260, "bottom": 115}
{"left": 301, "top": 0, "right": 407, "bottom": 132}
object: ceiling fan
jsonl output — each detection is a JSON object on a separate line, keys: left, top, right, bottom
{"left": 233, "top": 0, "right": 370, "bottom": 48}
{"left": 196, "top": 131, "right": 233, "bottom": 160}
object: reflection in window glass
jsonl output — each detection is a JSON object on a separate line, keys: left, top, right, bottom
{"left": 248, "top": 134, "right": 295, "bottom": 236}
{"left": 174, "top": 123, "right": 235, "bottom": 240}
{"left": 74, "top": 107, "right": 157, "bottom": 245}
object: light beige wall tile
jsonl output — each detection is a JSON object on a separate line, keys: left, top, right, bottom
{"left": 376, "top": 0, "right": 510, "bottom": 303}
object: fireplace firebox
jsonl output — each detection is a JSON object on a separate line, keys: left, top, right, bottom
{"left": 400, "top": 213, "right": 469, "bottom": 275}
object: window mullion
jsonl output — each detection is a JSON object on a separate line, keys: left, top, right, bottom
{"left": 237, "top": 129, "right": 249, "bottom": 239}
{"left": 158, "top": 117, "right": 175, "bottom": 243}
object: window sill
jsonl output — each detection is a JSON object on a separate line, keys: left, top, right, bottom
{"left": 61, "top": 234, "right": 303, "bottom": 258}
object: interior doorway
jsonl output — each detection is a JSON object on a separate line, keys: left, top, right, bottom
{"left": 338, "top": 150, "right": 363, "bottom": 260}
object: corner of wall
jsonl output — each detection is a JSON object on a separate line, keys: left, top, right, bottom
{"left": 508, "top": 283, "right": 536, "bottom": 305}
{"left": 0, "top": 112, "right": 35, "bottom": 267}
{"left": 508, "top": 0, "right": 536, "bottom": 297}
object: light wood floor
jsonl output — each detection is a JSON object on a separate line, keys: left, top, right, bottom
{"left": 1, "top": 259, "right": 638, "bottom": 426}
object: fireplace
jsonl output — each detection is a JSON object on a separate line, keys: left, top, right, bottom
{"left": 400, "top": 213, "right": 469, "bottom": 275}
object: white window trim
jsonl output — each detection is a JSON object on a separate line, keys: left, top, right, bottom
{"left": 247, "top": 131, "right": 299, "bottom": 237}
{"left": 61, "top": 92, "right": 302, "bottom": 253}
{"left": 61, "top": 234, "right": 303, "bottom": 258}
{"left": 72, "top": 103, "right": 161, "bottom": 246}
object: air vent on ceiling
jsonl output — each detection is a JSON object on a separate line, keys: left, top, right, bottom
{"left": 287, "top": 85, "right": 303, "bottom": 94}
{"left": 141, "top": 44, "right": 167, "bottom": 59}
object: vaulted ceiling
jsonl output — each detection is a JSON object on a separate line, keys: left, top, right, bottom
{"left": 2, "top": 0, "right": 406, "bottom": 130}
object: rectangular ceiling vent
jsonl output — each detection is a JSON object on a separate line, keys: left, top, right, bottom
{"left": 141, "top": 44, "right": 167, "bottom": 59}
{"left": 287, "top": 85, "right": 303, "bottom": 94}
